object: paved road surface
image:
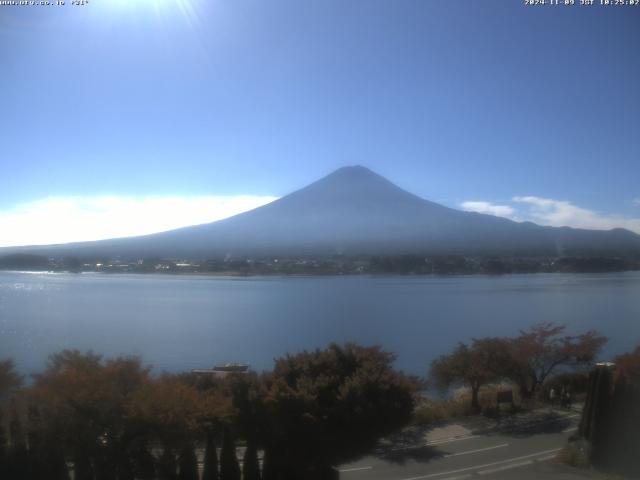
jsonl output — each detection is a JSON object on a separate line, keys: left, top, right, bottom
{"left": 338, "top": 409, "right": 595, "bottom": 479}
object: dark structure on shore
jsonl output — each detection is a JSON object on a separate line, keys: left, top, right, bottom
{"left": 578, "top": 363, "right": 640, "bottom": 475}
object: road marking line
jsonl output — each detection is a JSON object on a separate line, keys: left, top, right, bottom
{"left": 424, "top": 435, "right": 478, "bottom": 446}
{"left": 536, "top": 453, "right": 558, "bottom": 461}
{"left": 478, "top": 460, "right": 533, "bottom": 475}
{"left": 399, "top": 448, "right": 562, "bottom": 480}
{"left": 439, "top": 475, "right": 471, "bottom": 480}
{"left": 387, "top": 435, "right": 479, "bottom": 452}
{"left": 338, "top": 466, "right": 373, "bottom": 473}
{"left": 563, "top": 426, "right": 578, "bottom": 433}
{"left": 443, "top": 443, "right": 509, "bottom": 458}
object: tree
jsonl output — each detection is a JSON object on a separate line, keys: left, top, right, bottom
{"left": 242, "top": 441, "right": 261, "bottom": 480}
{"left": 219, "top": 427, "right": 240, "bottom": 480}
{"left": 0, "top": 360, "right": 22, "bottom": 400}
{"left": 26, "top": 404, "right": 69, "bottom": 480}
{"left": 6, "top": 400, "right": 30, "bottom": 480}
{"left": 505, "top": 323, "right": 607, "bottom": 398}
{"left": 201, "top": 431, "right": 219, "bottom": 480}
{"left": 73, "top": 447, "right": 94, "bottom": 480}
{"left": 156, "top": 448, "right": 178, "bottom": 480}
{"left": 261, "top": 343, "right": 416, "bottom": 478}
{"left": 227, "top": 371, "right": 270, "bottom": 469}
{"left": 430, "top": 338, "right": 510, "bottom": 412}
{"left": 0, "top": 358, "right": 22, "bottom": 479}
{"left": 614, "top": 345, "right": 640, "bottom": 383}
{"left": 28, "top": 350, "right": 152, "bottom": 480}
{"left": 129, "top": 443, "right": 156, "bottom": 480}
{"left": 177, "top": 443, "right": 198, "bottom": 480}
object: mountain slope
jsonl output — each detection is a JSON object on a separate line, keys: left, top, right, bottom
{"left": 4, "top": 166, "right": 640, "bottom": 258}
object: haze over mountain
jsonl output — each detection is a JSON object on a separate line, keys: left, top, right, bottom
{"left": 3, "top": 166, "right": 640, "bottom": 259}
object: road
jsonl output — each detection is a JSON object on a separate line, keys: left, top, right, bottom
{"left": 337, "top": 409, "right": 595, "bottom": 480}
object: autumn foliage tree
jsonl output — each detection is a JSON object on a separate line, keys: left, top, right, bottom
{"left": 614, "top": 345, "right": 640, "bottom": 383}
{"left": 505, "top": 323, "right": 607, "bottom": 398}
{"left": 430, "top": 324, "right": 607, "bottom": 409}
{"left": 430, "top": 338, "right": 511, "bottom": 412}
{"left": 28, "top": 351, "right": 152, "bottom": 480}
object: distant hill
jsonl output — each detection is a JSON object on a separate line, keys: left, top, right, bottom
{"left": 3, "top": 166, "right": 640, "bottom": 259}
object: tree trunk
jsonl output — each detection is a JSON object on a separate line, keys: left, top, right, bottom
{"left": 471, "top": 384, "right": 481, "bottom": 413}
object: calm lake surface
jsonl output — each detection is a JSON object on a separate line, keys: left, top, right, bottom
{"left": 1, "top": 271, "right": 639, "bottom": 376}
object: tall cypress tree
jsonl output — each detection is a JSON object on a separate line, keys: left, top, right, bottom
{"left": 7, "top": 404, "right": 29, "bottom": 480}
{"left": 178, "top": 443, "right": 198, "bottom": 480}
{"left": 115, "top": 446, "right": 135, "bottom": 480}
{"left": 201, "top": 431, "right": 218, "bottom": 480}
{"left": 242, "top": 442, "right": 261, "bottom": 480}
{"left": 130, "top": 444, "right": 156, "bottom": 480}
{"left": 157, "top": 447, "right": 178, "bottom": 480}
{"left": 219, "top": 428, "right": 240, "bottom": 480}
{"left": 0, "top": 413, "right": 7, "bottom": 480}
{"left": 73, "top": 447, "right": 95, "bottom": 480}
{"left": 43, "top": 447, "right": 70, "bottom": 480}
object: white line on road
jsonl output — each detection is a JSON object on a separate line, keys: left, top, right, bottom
{"left": 399, "top": 447, "right": 562, "bottom": 480}
{"left": 338, "top": 466, "right": 373, "bottom": 473}
{"left": 387, "top": 434, "right": 480, "bottom": 452}
{"left": 536, "top": 453, "right": 559, "bottom": 461}
{"left": 439, "top": 475, "right": 471, "bottom": 480}
{"left": 443, "top": 443, "right": 509, "bottom": 458}
{"left": 563, "top": 426, "right": 578, "bottom": 433}
{"left": 478, "top": 460, "right": 533, "bottom": 475}
{"left": 424, "top": 435, "right": 478, "bottom": 446}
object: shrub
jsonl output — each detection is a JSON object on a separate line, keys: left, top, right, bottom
{"left": 558, "top": 440, "right": 591, "bottom": 469}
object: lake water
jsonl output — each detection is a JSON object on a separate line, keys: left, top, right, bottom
{"left": 1, "top": 271, "right": 639, "bottom": 377}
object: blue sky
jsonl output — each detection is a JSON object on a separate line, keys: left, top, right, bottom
{"left": 1, "top": 0, "right": 639, "bottom": 246}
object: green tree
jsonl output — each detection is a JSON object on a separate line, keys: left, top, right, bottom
{"left": 262, "top": 343, "right": 416, "bottom": 478}
{"left": 178, "top": 443, "right": 198, "bottom": 480}
{"left": 73, "top": 447, "right": 94, "bottom": 480}
{"left": 0, "top": 359, "right": 22, "bottom": 479}
{"left": 220, "top": 427, "right": 240, "bottom": 480}
{"left": 242, "top": 441, "right": 261, "bottom": 480}
{"left": 156, "top": 448, "right": 178, "bottom": 480}
{"left": 201, "top": 431, "right": 219, "bottom": 480}
{"left": 129, "top": 443, "right": 156, "bottom": 480}
{"left": 6, "top": 400, "right": 29, "bottom": 480}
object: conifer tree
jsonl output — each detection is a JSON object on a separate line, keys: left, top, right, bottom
{"left": 130, "top": 444, "right": 156, "bottom": 480}
{"left": 220, "top": 428, "right": 240, "bottom": 480}
{"left": 202, "top": 431, "right": 219, "bottom": 480}
{"left": 242, "top": 442, "right": 261, "bottom": 480}
{"left": 157, "top": 447, "right": 178, "bottom": 480}
{"left": 178, "top": 443, "right": 198, "bottom": 480}
{"left": 73, "top": 447, "right": 95, "bottom": 480}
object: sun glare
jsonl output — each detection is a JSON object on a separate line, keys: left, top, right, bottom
{"left": 96, "top": 0, "right": 203, "bottom": 27}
